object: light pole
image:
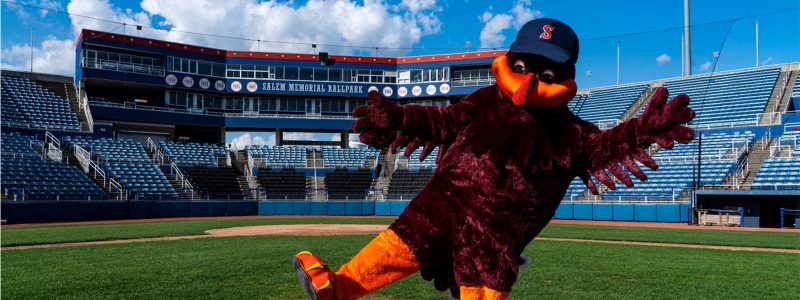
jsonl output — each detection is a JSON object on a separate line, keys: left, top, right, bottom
{"left": 586, "top": 70, "right": 592, "bottom": 89}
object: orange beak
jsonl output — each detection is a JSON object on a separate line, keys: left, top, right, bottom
{"left": 491, "top": 56, "right": 577, "bottom": 108}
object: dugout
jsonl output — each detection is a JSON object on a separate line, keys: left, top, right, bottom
{"left": 696, "top": 190, "right": 800, "bottom": 228}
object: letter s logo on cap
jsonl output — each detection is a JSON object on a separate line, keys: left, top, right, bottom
{"left": 539, "top": 25, "right": 555, "bottom": 40}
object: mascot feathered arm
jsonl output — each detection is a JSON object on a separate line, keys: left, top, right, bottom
{"left": 353, "top": 90, "right": 476, "bottom": 161}
{"left": 579, "top": 87, "right": 696, "bottom": 194}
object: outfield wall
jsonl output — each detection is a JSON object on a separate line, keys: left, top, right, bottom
{"left": 1, "top": 201, "right": 257, "bottom": 224}
{"left": 1, "top": 200, "right": 691, "bottom": 224}
{"left": 256, "top": 201, "right": 691, "bottom": 223}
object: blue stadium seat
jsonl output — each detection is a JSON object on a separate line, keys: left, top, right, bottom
{"left": 159, "top": 141, "right": 227, "bottom": 166}
{"left": 1, "top": 75, "right": 80, "bottom": 131}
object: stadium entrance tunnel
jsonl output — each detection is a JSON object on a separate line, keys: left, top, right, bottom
{"left": 696, "top": 191, "right": 800, "bottom": 228}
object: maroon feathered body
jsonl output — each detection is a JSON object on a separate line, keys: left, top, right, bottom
{"left": 352, "top": 84, "right": 695, "bottom": 297}
{"left": 389, "top": 85, "right": 598, "bottom": 294}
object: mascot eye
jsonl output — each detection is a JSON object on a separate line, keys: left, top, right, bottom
{"left": 513, "top": 60, "right": 528, "bottom": 74}
{"left": 539, "top": 69, "right": 556, "bottom": 83}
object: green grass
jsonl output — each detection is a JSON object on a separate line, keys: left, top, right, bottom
{"left": 3, "top": 235, "right": 799, "bottom": 299}
{"left": 538, "top": 224, "right": 800, "bottom": 249}
{"left": 0, "top": 218, "right": 393, "bottom": 247}
{"left": 3, "top": 217, "right": 799, "bottom": 249}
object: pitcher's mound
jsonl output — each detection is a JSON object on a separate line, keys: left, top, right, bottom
{"left": 205, "top": 224, "right": 389, "bottom": 237}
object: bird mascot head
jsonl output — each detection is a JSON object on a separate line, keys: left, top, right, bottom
{"left": 492, "top": 18, "right": 579, "bottom": 108}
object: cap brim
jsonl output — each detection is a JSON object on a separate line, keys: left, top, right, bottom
{"left": 509, "top": 41, "right": 571, "bottom": 64}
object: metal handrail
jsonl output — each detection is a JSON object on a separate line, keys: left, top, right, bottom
{"left": 170, "top": 162, "right": 194, "bottom": 190}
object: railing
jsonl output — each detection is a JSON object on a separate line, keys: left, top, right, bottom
{"left": 108, "top": 177, "right": 126, "bottom": 200}
{"left": 702, "top": 183, "right": 800, "bottom": 191}
{"left": 771, "top": 69, "right": 789, "bottom": 113}
{"left": 769, "top": 145, "right": 791, "bottom": 158}
{"left": 596, "top": 119, "right": 622, "bottom": 130}
{"left": 78, "top": 86, "right": 94, "bottom": 132}
{"left": 1, "top": 121, "right": 81, "bottom": 132}
{"left": 170, "top": 162, "right": 194, "bottom": 190}
{"left": 46, "top": 143, "right": 63, "bottom": 162}
{"left": 690, "top": 119, "right": 760, "bottom": 130}
{"left": 90, "top": 100, "right": 356, "bottom": 120}
{"left": 74, "top": 144, "right": 109, "bottom": 188}
{"left": 146, "top": 137, "right": 166, "bottom": 165}
{"left": 82, "top": 58, "right": 165, "bottom": 76}
{"left": 451, "top": 78, "right": 496, "bottom": 87}
{"left": 757, "top": 112, "right": 782, "bottom": 125}
{"left": 246, "top": 152, "right": 255, "bottom": 177}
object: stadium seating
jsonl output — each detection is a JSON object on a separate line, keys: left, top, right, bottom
{"left": 601, "top": 132, "right": 755, "bottom": 201}
{"left": 574, "top": 84, "right": 648, "bottom": 125}
{"left": 324, "top": 168, "right": 373, "bottom": 198}
{"left": 563, "top": 178, "right": 588, "bottom": 200}
{"left": 65, "top": 136, "right": 151, "bottom": 162}
{"left": 159, "top": 141, "right": 227, "bottom": 166}
{"left": 103, "top": 163, "right": 178, "bottom": 199}
{"left": 1, "top": 131, "right": 41, "bottom": 157}
{"left": 656, "top": 68, "right": 780, "bottom": 127}
{"left": 321, "top": 147, "right": 378, "bottom": 168}
{"left": 247, "top": 145, "right": 307, "bottom": 167}
{"left": 567, "top": 93, "right": 588, "bottom": 114}
{"left": 183, "top": 166, "right": 245, "bottom": 198}
{"left": 752, "top": 129, "right": 800, "bottom": 190}
{"left": 397, "top": 147, "right": 439, "bottom": 169}
{"left": 1, "top": 155, "right": 106, "bottom": 201}
{"left": 752, "top": 158, "right": 800, "bottom": 190}
{"left": 256, "top": 167, "right": 307, "bottom": 199}
{"left": 64, "top": 136, "right": 178, "bottom": 199}
{"left": 1, "top": 75, "right": 80, "bottom": 131}
{"left": 387, "top": 168, "right": 434, "bottom": 198}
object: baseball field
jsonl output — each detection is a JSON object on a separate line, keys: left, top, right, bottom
{"left": 2, "top": 217, "right": 799, "bottom": 299}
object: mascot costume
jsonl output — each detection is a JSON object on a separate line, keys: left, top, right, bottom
{"left": 292, "top": 18, "right": 696, "bottom": 300}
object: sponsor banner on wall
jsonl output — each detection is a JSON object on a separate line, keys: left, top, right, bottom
{"left": 162, "top": 73, "right": 469, "bottom": 97}
{"left": 225, "top": 79, "right": 394, "bottom": 97}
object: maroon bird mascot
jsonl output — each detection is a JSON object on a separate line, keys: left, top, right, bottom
{"left": 292, "top": 18, "right": 696, "bottom": 300}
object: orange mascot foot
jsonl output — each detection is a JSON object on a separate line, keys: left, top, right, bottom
{"left": 292, "top": 251, "right": 336, "bottom": 300}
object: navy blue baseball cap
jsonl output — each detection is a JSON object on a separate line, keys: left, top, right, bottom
{"left": 509, "top": 18, "right": 579, "bottom": 65}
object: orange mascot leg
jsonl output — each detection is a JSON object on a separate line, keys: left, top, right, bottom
{"left": 293, "top": 229, "right": 419, "bottom": 300}
{"left": 459, "top": 286, "right": 509, "bottom": 300}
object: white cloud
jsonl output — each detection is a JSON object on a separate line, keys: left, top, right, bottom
{"left": 134, "top": 0, "right": 438, "bottom": 55}
{"left": 399, "top": 0, "right": 437, "bottom": 14}
{"left": 67, "top": 0, "right": 153, "bottom": 36}
{"left": 4, "top": 0, "right": 62, "bottom": 18}
{"left": 2, "top": 0, "right": 445, "bottom": 77}
{"left": 479, "top": 0, "right": 541, "bottom": 49}
{"left": 332, "top": 133, "right": 365, "bottom": 148}
{"left": 762, "top": 56, "right": 774, "bottom": 65}
{"left": 228, "top": 132, "right": 274, "bottom": 150}
{"left": 1, "top": 37, "right": 75, "bottom": 75}
{"left": 699, "top": 61, "right": 712, "bottom": 72}
{"left": 656, "top": 53, "right": 671, "bottom": 66}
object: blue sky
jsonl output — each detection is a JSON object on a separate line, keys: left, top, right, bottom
{"left": 2, "top": 0, "right": 798, "bottom": 145}
{"left": 2, "top": 0, "right": 798, "bottom": 86}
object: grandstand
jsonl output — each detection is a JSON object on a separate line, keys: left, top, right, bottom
{"left": 649, "top": 68, "right": 781, "bottom": 127}
{"left": 573, "top": 83, "right": 650, "bottom": 126}
{"left": 1, "top": 75, "right": 80, "bottom": 131}
{"left": 0, "top": 28, "right": 798, "bottom": 227}
{"left": 159, "top": 141, "right": 227, "bottom": 166}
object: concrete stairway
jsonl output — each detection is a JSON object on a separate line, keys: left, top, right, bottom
{"left": 167, "top": 174, "right": 200, "bottom": 200}
{"left": 620, "top": 82, "right": 662, "bottom": 122}
{"left": 759, "top": 70, "right": 791, "bottom": 125}
{"left": 740, "top": 139, "right": 774, "bottom": 186}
